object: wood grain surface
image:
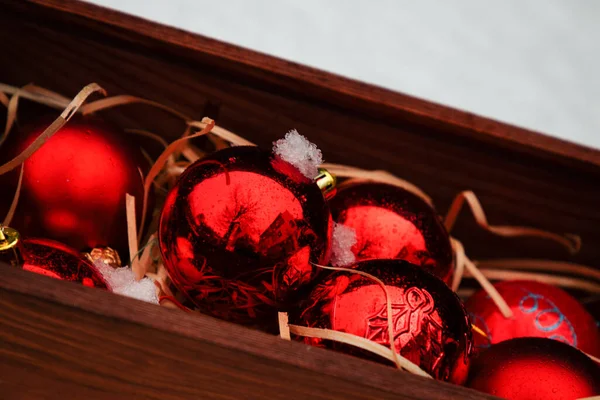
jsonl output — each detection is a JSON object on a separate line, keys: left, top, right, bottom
{"left": 2, "top": 0, "right": 600, "bottom": 269}
{"left": 0, "top": 264, "right": 497, "bottom": 400}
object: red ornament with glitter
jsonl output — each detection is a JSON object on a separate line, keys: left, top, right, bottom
{"left": 292, "top": 259, "right": 472, "bottom": 383}
{"left": 0, "top": 116, "right": 150, "bottom": 260}
{"left": 0, "top": 226, "right": 109, "bottom": 289}
{"left": 467, "top": 338, "right": 600, "bottom": 400}
{"left": 328, "top": 181, "right": 454, "bottom": 284}
{"left": 465, "top": 280, "right": 600, "bottom": 357}
{"left": 159, "top": 135, "right": 334, "bottom": 332}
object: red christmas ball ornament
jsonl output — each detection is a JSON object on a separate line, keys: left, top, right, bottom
{"left": 467, "top": 338, "right": 600, "bottom": 400}
{"left": 466, "top": 280, "right": 600, "bottom": 357}
{"left": 159, "top": 145, "right": 333, "bottom": 331}
{"left": 0, "top": 226, "right": 109, "bottom": 289}
{"left": 22, "top": 238, "right": 110, "bottom": 289}
{"left": 292, "top": 259, "right": 472, "bottom": 383}
{"left": 328, "top": 180, "right": 454, "bottom": 284}
{"left": 0, "top": 116, "right": 151, "bottom": 260}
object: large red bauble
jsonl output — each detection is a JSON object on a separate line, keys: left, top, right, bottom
{"left": 465, "top": 280, "right": 600, "bottom": 356}
{"left": 467, "top": 338, "right": 600, "bottom": 400}
{"left": 21, "top": 237, "right": 110, "bottom": 289}
{"left": 0, "top": 116, "right": 150, "bottom": 260}
{"left": 328, "top": 180, "right": 453, "bottom": 284}
{"left": 292, "top": 259, "right": 472, "bottom": 383}
{"left": 159, "top": 146, "right": 333, "bottom": 331}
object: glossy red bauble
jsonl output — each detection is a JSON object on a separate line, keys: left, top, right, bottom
{"left": 0, "top": 116, "right": 150, "bottom": 260}
{"left": 21, "top": 237, "right": 110, "bottom": 289}
{"left": 159, "top": 146, "right": 332, "bottom": 331}
{"left": 328, "top": 181, "right": 453, "bottom": 284}
{"left": 292, "top": 259, "right": 472, "bottom": 383}
{"left": 467, "top": 338, "right": 600, "bottom": 400}
{"left": 465, "top": 280, "right": 600, "bottom": 356}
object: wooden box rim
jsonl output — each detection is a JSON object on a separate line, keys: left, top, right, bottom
{"left": 27, "top": 0, "right": 600, "bottom": 170}
{"left": 2, "top": 1, "right": 597, "bottom": 399}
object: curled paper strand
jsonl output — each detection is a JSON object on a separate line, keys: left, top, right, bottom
{"left": 278, "top": 312, "right": 291, "bottom": 341}
{"left": 451, "top": 238, "right": 513, "bottom": 318}
{"left": 0, "top": 83, "right": 72, "bottom": 111}
{"left": 586, "top": 354, "right": 600, "bottom": 365}
{"left": 187, "top": 120, "right": 256, "bottom": 147}
{"left": 456, "top": 289, "right": 475, "bottom": 299}
{"left": 125, "top": 193, "right": 140, "bottom": 279}
{"left": 450, "top": 237, "right": 466, "bottom": 292}
{"left": 474, "top": 259, "right": 600, "bottom": 283}
{"left": 131, "top": 234, "right": 158, "bottom": 279}
{"left": 80, "top": 95, "right": 192, "bottom": 121}
{"left": 135, "top": 235, "right": 156, "bottom": 281}
{"left": 321, "top": 163, "right": 433, "bottom": 207}
{"left": 1, "top": 84, "right": 31, "bottom": 146}
{"left": 0, "top": 91, "right": 9, "bottom": 107}
{"left": 283, "top": 263, "right": 433, "bottom": 378}
{"left": 18, "top": 85, "right": 72, "bottom": 104}
{"left": 444, "top": 190, "right": 581, "bottom": 254}
{"left": 288, "top": 323, "right": 431, "bottom": 378}
{"left": 2, "top": 164, "right": 24, "bottom": 226}
{"left": 471, "top": 324, "right": 489, "bottom": 340}
{"left": 468, "top": 268, "right": 600, "bottom": 294}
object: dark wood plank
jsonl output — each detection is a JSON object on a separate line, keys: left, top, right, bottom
{"left": 1, "top": 0, "right": 600, "bottom": 268}
{"left": 19, "top": 0, "right": 600, "bottom": 170}
{"left": 0, "top": 265, "right": 495, "bottom": 400}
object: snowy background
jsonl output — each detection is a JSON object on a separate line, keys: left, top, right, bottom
{"left": 87, "top": 0, "right": 600, "bottom": 149}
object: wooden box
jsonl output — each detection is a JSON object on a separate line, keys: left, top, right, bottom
{"left": 1, "top": 1, "right": 599, "bottom": 399}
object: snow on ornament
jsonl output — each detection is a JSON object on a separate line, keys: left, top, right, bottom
{"left": 330, "top": 222, "right": 357, "bottom": 267}
{"left": 94, "top": 260, "right": 158, "bottom": 304}
{"left": 272, "top": 130, "right": 323, "bottom": 179}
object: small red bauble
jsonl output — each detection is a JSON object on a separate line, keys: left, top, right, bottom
{"left": 328, "top": 181, "right": 454, "bottom": 284}
{"left": 21, "top": 237, "right": 110, "bottom": 289}
{"left": 159, "top": 146, "right": 333, "bottom": 331}
{"left": 467, "top": 338, "right": 600, "bottom": 400}
{"left": 0, "top": 116, "right": 150, "bottom": 260}
{"left": 292, "top": 259, "right": 472, "bottom": 383}
{"left": 465, "top": 280, "right": 600, "bottom": 356}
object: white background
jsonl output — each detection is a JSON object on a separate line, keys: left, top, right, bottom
{"left": 87, "top": 0, "right": 600, "bottom": 149}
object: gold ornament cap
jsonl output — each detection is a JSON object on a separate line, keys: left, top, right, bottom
{"left": 314, "top": 168, "right": 337, "bottom": 200}
{"left": 85, "top": 247, "right": 122, "bottom": 269}
{"left": 0, "top": 226, "right": 20, "bottom": 252}
{"left": 0, "top": 226, "right": 24, "bottom": 268}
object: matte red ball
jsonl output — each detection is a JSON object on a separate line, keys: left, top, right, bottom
{"left": 328, "top": 180, "right": 454, "bottom": 284}
{"left": 0, "top": 116, "right": 150, "bottom": 260}
{"left": 292, "top": 259, "right": 472, "bottom": 383}
{"left": 467, "top": 338, "right": 600, "bottom": 400}
{"left": 159, "top": 146, "right": 333, "bottom": 331}
{"left": 466, "top": 280, "right": 600, "bottom": 357}
{"left": 21, "top": 237, "right": 110, "bottom": 289}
